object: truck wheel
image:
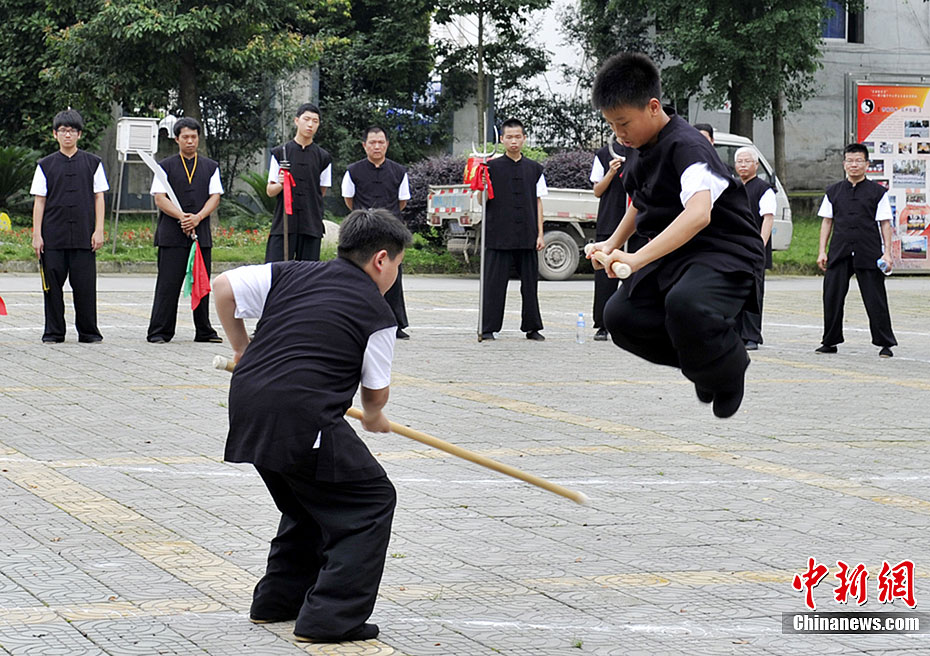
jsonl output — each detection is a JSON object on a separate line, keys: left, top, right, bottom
{"left": 539, "top": 230, "right": 580, "bottom": 281}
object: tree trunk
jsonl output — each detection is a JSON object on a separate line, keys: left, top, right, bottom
{"left": 771, "top": 90, "right": 787, "bottom": 186}
{"left": 728, "top": 85, "right": 753, "bottom": 139}
{"left": 476, "top": 7, "right": 485, "bottom": 147}
{"left": 179, "top": 52, "right": 201, "bottom": 123}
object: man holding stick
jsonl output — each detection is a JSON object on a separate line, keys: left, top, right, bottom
{"left": 265, "top": 103, "right": 332, "bottom": 262}
{"left": 213, "top": 208, "right": 411, "bottom": 643}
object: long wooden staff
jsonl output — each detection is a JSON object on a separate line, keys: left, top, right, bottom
{"left": 213, "top": 355, "right": 590, "bottom": 506}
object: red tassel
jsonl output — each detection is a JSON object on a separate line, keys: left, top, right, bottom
{"left": 468, "top": 161, "right": 494, "bottom": 199}
{"left": 0, "top": 295, "right": 6, "bottom": 315}
{"left": 282, "top": 169, "right": 295, "bottom": 215}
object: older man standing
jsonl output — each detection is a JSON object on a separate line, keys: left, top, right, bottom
{"left": 342, "top": 127, "right": 411, "bottom": 339}
{"left": 734, "top": 146, "right": 775, "bottom": 350}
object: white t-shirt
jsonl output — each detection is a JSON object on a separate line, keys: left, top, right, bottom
{"left": 758, "top": 188, "right": 777, "bottom": 217}
{"left": 268, "top": 155, "right": 331, "bottom": 188}
{"left": 818, "top": 191, "right": 892, "bottom": 222}
{"left": 150, "top": 167, "right": 224, "bottom": 196}
{"left": 341, "top": 170, "right": 411, "bottom": 201}
{"left": 223, "top": 263, "right": 394, "bottom": 390}
{"left": 679, "top": 163, "right": 730, "bottom": 207}
{"left": 31, "top": 162, "right": 109, "bottom": 196}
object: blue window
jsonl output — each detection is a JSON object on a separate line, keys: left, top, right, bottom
{"left": 823, "top": 0, "right": 846, "bottom": 39}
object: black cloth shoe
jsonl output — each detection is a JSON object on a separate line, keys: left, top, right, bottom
{"left": 249, "top": 614, "right": 297, "bottom": 625}
{"left": 815, "top": 344, "right": 837, "bottom": 354}
{"left": 526, "top": 331, "right": 545, "bottom": 341}
{"left": 712, "top": 360, "right": 749, "bottom": 419}
{"left": 744, "top": 340, "right": 759, "bottom": 351}
{"left": 396, "top": 328, "right": 410, "bottom": 340}
{"left": 695, "top": 386, "right": 714, "bottom": 404}
{"left": 479, "top": 332, "right": 495, "bottom": 341}
{"left": 194, "top": 335, "right": 223, "bottom": 343}
{"left": 879, "top": 346, "right": 894, "bottom": 358}
{"left": 42, "top": 336, "right": 64, "bottom": 343}
{"left": 593, "top": 328, "right": 609, "bottom": 341}
{"left": 78, "top": 335, "right": 103, "bottom": 343}
{"left": 147, "top": 335, "right": 168, "bottom": 344}
{"left": 294, "top": 623, "right": 379, "bottom": 644}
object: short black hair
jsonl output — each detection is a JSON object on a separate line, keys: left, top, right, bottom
{"left": 501, "top": 118, "right": 525, "bottom": 135}
{"left": 53, "top": 109, "right": 84, "bottom": 132}
{"left": 362, "top": 126, "right": 387, "bottom": 141}
{"left": 295, "top": 103, "right": 321, "bottom": 119}
{"left": 693, "top": 123, "right": 714, "bottom": 138}
{"left": 845, "top": 143, "right": 869, "bottom": 159}
{"left": 592, "top": 53, "right": 661, "bottom": 111}
{"left": 173, "top": 116, "right": 202, "bottom": 137}
{"left": 338, "top": 208, "right": 412, "bottom": 268}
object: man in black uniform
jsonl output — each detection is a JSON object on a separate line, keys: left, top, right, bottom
{"left": 816, "top": 143, "right": 896, "bottom": 357}
{"left": 147, "top": 117, "right": 224, "bottom": 343}
{"left": 588, "top": 53, "right": 764, "bottom": 418}
{"left": 589, "top": 142, "right": 645, "bottom": 341}
{"left": 30, "top": 109, "right": 108, "bottom": 344}
{"left": 734, "top": 146, "right": 776, "bottom": 350}
{"left": 342, "top": 127, "right": 412, "bottom": 339}
{"left": 213, "top": 208, "right": 411, "bottom": 644}
{"left": 480, "top": 118, "right": 548, "bottom": 341}
{"left": 265, "top": 103, "right": 333, "bottom": 262}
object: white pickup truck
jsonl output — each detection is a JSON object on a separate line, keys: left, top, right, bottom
{"left": 426, "top": 137, "right": 792, "bottom": 281}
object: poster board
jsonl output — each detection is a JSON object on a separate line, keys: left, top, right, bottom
{"left": 855, "top": 82, "right": 930, "bottom": 270}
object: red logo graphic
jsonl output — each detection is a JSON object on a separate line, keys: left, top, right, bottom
{"left": 792, "top": 558, "right": 917, "bottom": 611}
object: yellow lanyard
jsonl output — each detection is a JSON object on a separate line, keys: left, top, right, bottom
{"left": 181, "top": 153, "right": 198, "bottom": 185}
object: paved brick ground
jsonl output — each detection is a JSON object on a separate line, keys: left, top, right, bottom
{"left": 1, "top": 271, "right": 930, "bottom": 655}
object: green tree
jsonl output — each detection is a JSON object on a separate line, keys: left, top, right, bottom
{"left": 0, "top": 1, "right": 110, "bottom": 151}
{"left": 319, "top": 0, "right": 443, "bottom": 167}
{"left": 434, "top": 0, "right": 551, "bottom": 145}
{"left": 47, "top": 1, "right": 346, "bottom": 124}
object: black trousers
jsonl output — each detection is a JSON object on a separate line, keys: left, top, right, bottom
{"left": 604, "top": 264, "right": 753, "bottom": 393}
{"left": 41, "top": 248, "right": 100, "bottom": 341}
{"left": 739, "top": 269, "right": 766, "bottom": 344}
{"left": 593, "top": 268, "right": 619, "bottom": 330}
{"left": 481, "top": 248, "right": 543, "bottom": 334}
{"left": 147, "top": 246, "right": 218, "bottom": 341}
{"left": 822, "top": 255, "right": 896, "bottom": 347}
{"left": 252, "top": 466, "right": 396, "bottom": 638}
{"left": 265, "top": 234, "right": 321, "bottom": 262}
{"left": 384, "top": 264, "right": 408, "bottom": 329}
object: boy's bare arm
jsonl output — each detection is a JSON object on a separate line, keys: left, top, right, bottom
{"left": 32, "top": 196, "right": 46, "bottom": 258}
{"left": 212, "top": 274, "right": 250, "bottom": 361}
{"left": 181, "top": 193, "right": 220, "bottom": 233}
{"left": 360, "top": 386, "right": 390, "bottom": 433}
{"left": 817, "top": 217, "right": 834, "bottom": 271}
{"left": 536, "top": 198, "right": 545, "bottom": 251}
{"left": 880, "top": 219, "right": 893, "bottom": 263}
{"left": 92, "top": 192, "right": 105, "bottom": 251}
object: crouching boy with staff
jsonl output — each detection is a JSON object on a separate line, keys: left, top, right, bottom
{"left": 212, "top": 208, "right": 411, "bottom": 643}
{"left": 587, "top": 53, "right": 764, "bottom": 418}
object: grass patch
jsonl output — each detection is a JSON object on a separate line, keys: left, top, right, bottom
{"left": 771, "top": 214, "right": 822, "bottom": 276}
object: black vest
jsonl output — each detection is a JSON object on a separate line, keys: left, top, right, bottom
{"left": 154, "top": 154, "right": 220, "bottom": 247}
{"left": 347, "top": 158, "right": 406, "bottom": 219}
{"left": 270, "top": 140, "right": 332, "bottom": 237}
{"left": 824, "top": 178, "right": 887, "bottom": 267}
{"left": 37, "top": 150, "right": 103, "bottom": 250}
{"left": 743, "top": 175, "right": 774, "bottom": 269}
{"left": 485, "top": 155, "right": 544, "bottom": 249}
{"left": 225, "top": 257, "right": 397, "bottom": 481}
{"left": 623, "top": 114, "right": 764, "bottom": 296}
{"left": 594, "top": 145, "right": 629, "bottom": 237}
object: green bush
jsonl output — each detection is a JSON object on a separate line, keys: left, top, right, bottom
{"left": 0, "top": 146, "right": 40, "bottom": 210}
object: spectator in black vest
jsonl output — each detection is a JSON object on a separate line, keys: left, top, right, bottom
{"left": 265, "top": 103, "right": 333, "bottom": 262}
{"left": 816, "top": 143, "right": 897, "bottom": 357}
{"left": 147, "top": 117, "right": 224, "bottom": 344}
{"left": 480, "top": 118, "right": 548, "bottom": 341}
{"left": 734, "top": 146, "right": 776, "bottom": 350}
{"left": 588, "top": 53, "right": 764, "bottom": 418}
{"left": 213, "top": 208, "right": 412, "bottom": 644}
{"left": 342, "top": 127, "right": 411, "bottom": 339}
{"left": 589, "top": 142, "right": 645, "bottom": 341}
{"left": 30, "top": 109, "right": 108, "bottom": 343}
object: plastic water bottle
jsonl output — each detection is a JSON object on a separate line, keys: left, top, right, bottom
{"left": 576, "top": 312, "right": 585, "bottom": 344}
{"left": 876, "top": 258, "right": 892, "bottom": 276}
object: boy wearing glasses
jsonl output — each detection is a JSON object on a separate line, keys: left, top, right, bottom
{"left": 816, "top": 143, "right": 897, "bottom": 357}
{"left": 30, "top": 109, "right": 108, "bottom": 343}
